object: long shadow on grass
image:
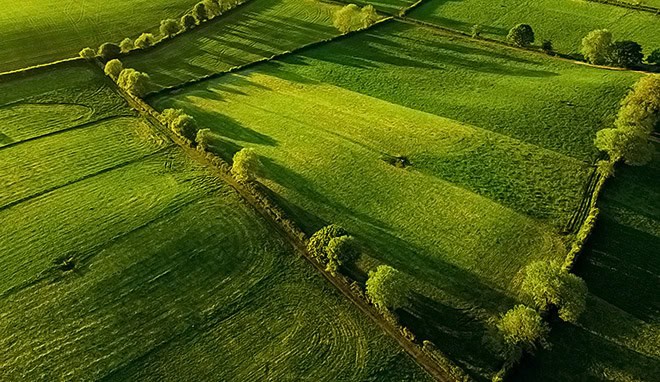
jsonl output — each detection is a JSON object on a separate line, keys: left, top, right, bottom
{"left": 408, "top": 0, "right": 509, "bottom": 37}
{"left": 185, "top": 104, "right": 278, "bottom": 147}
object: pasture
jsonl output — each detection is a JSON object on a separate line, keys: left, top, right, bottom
{"left": 0, "top": 0, "right": 199, "bottom": 73}
{"left": 123, "top": 0, "right": 342, "bottom": 89}
{"left": 512, "top": 146, "right": 660, "bottom": 381}
{"left": 409, "top": 0, "right": 660, "bottom": 55}
{"left": 0, "top": 63, "right": 430, "bottom": 381}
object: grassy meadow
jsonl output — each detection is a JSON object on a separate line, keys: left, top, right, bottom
{"left": 123, "top": 0, "right": 342, "bottom": 89}
{"left": 0, "top": 63, "right": 430, "bottom": 381}
{"left": 512, "top": 145, "right": 660, "bottom": 381}
{"left": 0, "top": 0, "right": 200, "bottom": 73}
{"left": 409, "top": 0, "right": 660, "bottom": 55}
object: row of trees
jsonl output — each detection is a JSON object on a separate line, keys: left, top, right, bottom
{"left": 332, "top": 4, "right": 379, "bottom": 34}
{"left": 580, "top": 29, "right": 658, "bottom": 68}
{"left": 595, "top": 75, "right": 659, "bottom": 166}
{"left": 307, "top": 225, "right": 360, "bottom": 276}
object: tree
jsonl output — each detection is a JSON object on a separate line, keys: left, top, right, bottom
{"left": 203, "top": 0, "right": 222, "bottom": 18}
{"left": 507, "top": 24, "right": 534, "bottom": 47}
{"left": 193, "top": 2, "right": 208, "bottom": 23}
{"left": 541, "top": 40, "right": 553, "bottom": 55}
{"left": 117, "top": 68, "right": 150, "bottom": 97}
{"left": 496, "top": 305, "right": 549, "bottom": 360}
{"left": 232, "top": 148, "right": 261, "bottom": 182}
{"left": 181, "top": 14, "right": 198, "bottom": 30}
{"left": 616, "top": 75, "right": 660, "bottom": 132}
{"left": 366, "top": 265, "right": 410, "bottom": 311}
{"left": 79, "top": 47, "right": 96, "bottom": 60}
{"left": 161, "top": 108, "right": 185, "bottom": 126}
{"left": 171, "top": 114, "right": 198, "bottom": 141}
{"left": 595, "top": 127, "right": 654, "bottom": 166}
{"left": 97, "top": 43, "right": 121, "bottom": 60}
{"left": 581, "top": 29, "right": 613, "bottom": 65}
{"left": 471, "top": 24, "right": 483, "bottom": 38}
{"left": 332, "top": 4, "right": 362, "bottom": 34}
{"left": 325, "top": 235, "right": 360, "bottom": 275}
{"left": 160, "top": 19, "right": 182, "bottom": 38}
{"left": 610, "top": 40, "right": 643, "bottom": 68}
{"left": 520, "top": 260, "right": 588, "bottom": 323}
{"left": 196, "top": 128, "right": 213, "bottom": 150}
{"left": 104, "top": 59, "right": 123, "bottom": 80}
{"left": 360, "top": 4, "right": 379, "bottom": 29}
{"left": 135, "top": 33, "right": 157, "bottom": 49}
{"left": 307, "top": 225, "right": 349, "bottom": 261}
{"left": 648, "top": 48, "right": 660, "bottom": 65}
{"left": 119, "top": 38, "right": 134, "bottom": 53}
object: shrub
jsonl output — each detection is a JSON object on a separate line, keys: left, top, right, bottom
{"left": 119, "top": 38, "right": 134, "bottom": 53}
{"left": 171, "top": 114, "right": 198, "bottom": 141}
{"left": 232, "top": 148, "right": 261, "bottom": 182}
{"left": 307, "top": 224, "right": 349, "bottom": 261}
{"left": 366, "top": 265, "right": 410, "bottom": 311}
{"left": 160, "top": 19, "right": 182, "bottom": 38}
{"left": 333, "top": 4, "right": 376, "bottom": 34}
{"left": 135, "top": 33, "right": 157, "bottom": 49}
{"left": 471, "top": 24, "right": 482, "bottom": 38}
{"left": 520, "top": 260, "right": 588, "bottom": 323}
{"left": 648, "top": 48, "right": 660, "bottom": 65}
{"left": 117, "top": 68, "right": 150, "bottom": 97}
{"left": 97, "top": 43, "right": 121, "bottom": 60}
{"left": 325, "top": 235, "right": 360, "bottom": 275}
{"left": 104, "top": 59, "right": 123, "bottom": 80}
{"left": 161, "top": 108, "right": 185, "bottom": 126}
{"left": 360, "top": 4, "right": 379, "bottom": 28}
{"left": 203, "top": 0, "right": 222, "bottom": 18}
{"left": 496, "top": 305, "right": 549, "bottom": 360}
{"left": 507, "top": 24, "right": 534, "bottom": 47}
{"left": 610, "top": 40, "right": 643, "bottom": 68}
{"left": 581, "top": 29, "right": 613, "bottom": 65}
{"left": 595, "top": 127, "right": 654, "bottom": 166}
{"left": 541, "top": 40, "right": 553, "bottom": 54}
{"left": 196, "top": 128, "right": 213, "bottom": 150}
{"left": 193, "top": 2, "right": 208, "bottom": 22}
{"left": 181, "top": 14, "right": 198, "bottom": 30}
{"left": 79, "top": 47, "right": 96, "bottom": 60}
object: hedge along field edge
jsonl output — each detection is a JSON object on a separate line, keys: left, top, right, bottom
{"left": 0, "top": 57, "right": 85, "bottom": 80}
{"left": 587, "top": 0, "right": 660, "bottom": 14}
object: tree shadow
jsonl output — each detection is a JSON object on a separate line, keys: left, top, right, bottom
{"left": 185, "top": 104, "right": 277, "bottom": 147}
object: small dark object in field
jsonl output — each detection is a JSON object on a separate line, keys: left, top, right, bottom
{"left": 54, "top": 254, "right": 77, "bottom": 272}
{"left": 560, "top": 100, "right": 574, "bottom": 107}
{"left": 383, "top": 155, "right": 411, "bottom": 168}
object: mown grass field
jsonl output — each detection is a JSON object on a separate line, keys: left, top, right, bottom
{"left": 123, "top": 0, "right": 341, "bottom": 89}
{"left": 152, "top": 21, "right": 644, "bottom": 379}
{"left": 0, "top": 0, "right": 199, "bottom": 73}
{"left": 512, "top": 145, "right": 660, "bottom": 382}
{"left": 343, "top": 0, "right": 418, "bottom": 13}
{"left": 409, "top": 0, "right": 660, "bottom": 55}
{"left": 0, "top": 63, "right": 430, "bottom": 381}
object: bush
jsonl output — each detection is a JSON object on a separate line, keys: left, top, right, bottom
{"left": 333, "top": 4, "right": 378, "bottom": 34}
{"left": 325, "top": 235, "right": 360, "bottom": 275}
{"left": 97, "top": 43, "right": 121, "bottom": 60}
{"left": 160, "top": 19, "right": 182, "bottom": 38}
{"left": 520, "top": 260, "right": 588, "bottom": 323}
{"left": 232, "top": 148, "right": 261, "bottom": 182}
{"left": 161, "top": 108, "right": 185, "bottom": 125}
{"left": 135, "top": 33, "right": 157, "bottom": 49}
{"left": 507, "top": 24, "right": 534, "bottom": 47}
{"left": 581, "top": 29, "right": 613, "bottom": 65}
{"left": 193, "top": 2, "right": 208, "bottom": 22}
{"left": 171, "top": 114, "right": 198, "bottom": 141}
{"left": 366, "top": 265, "right": 410, "bottom": 311}
{"left": 79, "top": 47, "right": 96, "bottom": 60}
{"left": 648, "top": 48, "right": 660, "bottom": 65}
{"left": 595, "top": 127, "right": 654, "bottom": 166}
{"left": 104, "top": 59, "right": 123, "bottom": 80}
{"left": 119, "top": 38, "right": 134, "bottom": 53}
{"left": 196, "top": 128, "right": 213, "bottom": 150}
{"left": 181, "top": 14, "right": 198, "bottom": 30}
{"left": 471, "top": 24, "right": 482, "bottom": 38}
{"left": 307, "top": 224, "right": 349, "bottom": 261}
{"left": 203, "top": 0, "right": 222, "bottom": 18}
{"left": 541, "top": 40, "right": 553, "bottom": 54}
{"left": 360, "top": 4, "right": 379, "bottom": 28}
{"left": 496, "top": 305, "right": 549, "bottom": 360}
{"left": 117, "top": 68, "right": 150, "bottom": 97}
{"left": 610, "top": 40, "right": 643, "bottom": 68}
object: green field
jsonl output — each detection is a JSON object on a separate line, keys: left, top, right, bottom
{"left": 409, "top": 0, "right": 660, "bottom": 55}
{"left": 512, "top": 145, "right": 660, "bottom": 381}
{"left": 343, "top": 0, "right": 418, "bottom": 13}
{"left": 0, "top": 64, "right": 430, "bottom": 381}
{"left": 123, "top": 0, "right": 341, "bottom": 89}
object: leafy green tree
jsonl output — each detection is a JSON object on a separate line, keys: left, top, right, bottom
{"left": 171, "top": 114, "right": 198, "bottom": 141}
{"left": 581, "top": 29, "right": 613, "bottom": 65}
{"left": 520, "top": 260, "right": 588, "bottom": 323}
{"left": 203, "top": 0, "right": 222, "bottom": 18}
{"left": 135, "top": 33, "right": 157, "bottom": 49}
{"left": 595, "top": 127, "right": 654, "bottom": 166}
{"left": 615, "top": 75, "right": 660, "bottom": 133}
{"left": 193, "top": 2, "right": 208, "bottom": 22}
{"left": 333, "top": 4, "right": 362, "bottom": 34}
{"left": 496, "top": 305, "right": 549, "bottom": 360}
{"left": 232, "top": 148, "right": 261, "bottom": 181}
{"left": 325, "top": 235, "right": 360, "bottom": 275}
{"left": 366, "top": 265, "right": 410, "bottom": 311}
{"left": 119, "top": 38, "right": 134, "bottom": 53}
{"left": 609, "top": 40, "right": 643, "bottom": 68}
{"left": 648, "top": 48, "right": 660, "bottom": 65}
{"left": 97, "top": 43, "right": 121, "bottom": 60}
{"left": 360, "top": 4, "right": 379, "bottom": 28}
{"left": 196, "top": 128, "right": 213, "bottom": 150}
{"left": 507, "top": 24, "right": 534, "bottom": 47}
{"left": 160, "top": 19, "right": 182, "bottom": 38}
{"left": 181, "top": 14, "right": 198, "bottom": 30}
{"left": 117, "top": 68, "right": 150, "bottom": 97}
{"left": 161, "top": 108, "right": 185, "bottom": 125}
{"left": 307, "top": 225, "right": 349, "bottom": 261}
{"left": 79, "top": 47, "right": 96, "bottom": 60}
{"left": 104, "top": 59, "right": 123, "bottom": 80}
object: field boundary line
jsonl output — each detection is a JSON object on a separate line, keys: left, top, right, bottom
{"left": 0, "top": 57, "right": 85, "bottom": 79}
{"left": 586, "top": 0, "right": 660, "bottom": 14}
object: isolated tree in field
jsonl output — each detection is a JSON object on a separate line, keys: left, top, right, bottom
{"left": 507, "top": 24, "right": 534, "bottom": 47}
{"left": 325, "top": 235, "right": 360, "bottom": 275}
{"left": 196, "top": 128, "right": 213, "bottom": 150}
{"left": 135, "top": 33, "right": 157, "bottom": 49}
{"left": 119, "top": 38, "right": 134, "bottom": 53}
{"left": 97, "top": 43, "right": 121, "bottom": 60}
{"left": 307, "top": 224, "right": 349, "bottom": 261}
{"left": 232, "top": 148, "right": 261, "bottom": 182}
{"left": 496, "top": 305, "right": 549, "bottom": 360}
{"left": 595, "top": 127, "right": 654, "bottom": 166}
{"left": 117, "top": 68, "right": 150, "bottom": 97}
{"left": 648, "top": 49, "right": 660, "bottom": 65}
{"left": 193, "top": 2, "right": 209, "bottom": 22}
{"left": 366, "top": 265, "right": 410, "bottom": 311}
{"left": 160, "top": 19, "right": 182, "bottom": 38}
{"left": 333, "top": 4, "right": 362, "bottom": 34}
{"left": 610, "top": 40, "right": 643, "bottom": 68}
{"left": 360, "top": 5, "right": 379, "bottom": 29}
{"left": 520, "top": 260, "right": 588, "bottom": 323}
{"left": 104, "top": 59, "right": 123, "bottom": 80}
{"left": 581, "top": 29, "right": 613, "bottom": 65}
{"left": 79, "top": 47, "right": 96, "bottom": 60}
{"left": 171, "top": 114, "right": 199, "bottom": 141}
{"left": 181, "top": 14, "right": 198, "bottom": 30}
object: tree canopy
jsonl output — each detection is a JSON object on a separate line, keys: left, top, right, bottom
{"left": 160, "top": 19, "right": 182, "bottom": 38}
{"left": 117, "top": 68, "right": 150, "bottom": 97}
{"left": 232, "top": 148, "right": 261, "bottom": 182}
{"left": 332, "top": 4, "right": 379, "bottom": 34}
{"left": 307, "top": 224, "right": 348, "bottom": 260}
{"left": 496, "top": 305, "right": 549, "bottom": 358}
{"left": 119, "top": 38, "right": 134, "bottom": 53}
{"left": 507, "top": 24, "right": 534, "bottom": 47}
{"left": 135, "top": 33, "right": 157, "bottom": 49}
{"left": 104, "top": 59, "right": 123, "bottom": 80}
{"left": 581, "top": 29, "right": 613, "bottom": 65}
{"left": 97, "top": 43, "right": 121, "bottom": 60}
{"left": 610, "top": 40, "right": 643, "bottom": 68}
{"left": 366, "top": 265, "right": 410, "bottom": 311}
